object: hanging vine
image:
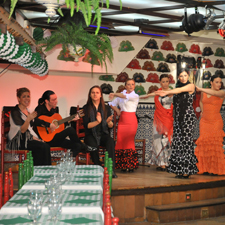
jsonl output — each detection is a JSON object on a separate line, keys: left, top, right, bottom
{"left": 7, "top": 0, "right": 122, "bottom": 34}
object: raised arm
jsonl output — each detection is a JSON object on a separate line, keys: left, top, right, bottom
{"left": 155, "top": 84, "right": 195, "bottom": 96}
{"left": 196, "top": 86, "right": 225, "bottom": 98}
{"left": 109, "top": 93, "right": 126, "bottom": 100}
{"left": 139, "top": 92, "right": 156, "bottom": 99}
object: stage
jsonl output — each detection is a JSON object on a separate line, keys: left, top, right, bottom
{"left": 111, "top": 165, "right": 225, "bottom": 224}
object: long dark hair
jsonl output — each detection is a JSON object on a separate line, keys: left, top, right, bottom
{"left": 87, "top": 86, "right": 107, "bottom": 119}
{"left": 210, "top": 74, "right": 223, "bottom": 89}
{"left": 16, "top": 87, "right": 30, "bottom": 98}
{"left": 38, "top": 90, "right": 55, "bottom": 105}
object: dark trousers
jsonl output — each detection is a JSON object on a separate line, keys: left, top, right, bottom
{"left": 47, "top": 127, "right": 82, "bottom": 157}
{"left": 26, "top": 140, "right": 51, "bottom": 166}
{"left": 84, "top": 134, "right": 115, "bottom": 170}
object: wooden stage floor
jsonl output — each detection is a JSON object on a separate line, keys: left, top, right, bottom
{"left": 112, "top": 165, "right": 225, "bottom": 195}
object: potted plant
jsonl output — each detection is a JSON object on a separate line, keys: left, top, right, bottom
{"left": 7, "top": 0, "right": 122, "bottom": 34}
{"left": 37, "top": 22, "right": 113, "bottom": 72}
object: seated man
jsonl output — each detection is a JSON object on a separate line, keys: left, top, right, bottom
{"left": 34, "top": 90, "right": 86, "bottom": 157}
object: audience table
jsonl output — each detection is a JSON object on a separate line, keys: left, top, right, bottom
{"left": 0, "top": 165, "right": 104, "bottom": 225}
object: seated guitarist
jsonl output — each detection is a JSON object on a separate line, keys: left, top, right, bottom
{"left": 33, "top": 90, "right": 86, "bottom": 157}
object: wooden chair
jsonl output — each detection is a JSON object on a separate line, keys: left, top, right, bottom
{"left": 1, "top": 107, "right": 28, "bottom": 180}
{"left": 113, "top": 111, "right": 146, "bottom": 165}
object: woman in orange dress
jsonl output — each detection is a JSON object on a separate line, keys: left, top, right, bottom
{"left": 195, "top": 74, "right": 225, "bottom": 175}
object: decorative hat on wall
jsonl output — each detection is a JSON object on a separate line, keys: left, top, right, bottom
{"left": 136, "top": 49, "right": 150, "bottom": 59}
{"left": 161, "top": 41, "right": 174, "bottom": 51}
{"left": 205, "top": 59, "right": 213, "bottom": 68}
{"left": 116, "top": 72, "right": 129, "bottom": 82}
{"left": 203, "top": 81, "right": 210, "bottom": 88}
{"left": 99, "top": 75, "right": 115, "bottom": 81}
{"left": 175, "top": 43, "right": 188, "bottom": 52}
{"left": 157, "top": 62, "right": 170, "bottom": 72}
{"left": 142, "top": 61, "right": 156, "bottom": 71}
{"left": 82, "top": 52, "right": 100, "bottom": 65}
{"left": 146, "top": 73, "right": 160, "bottom": 83}
{"left": 202, "top": 47, "right": 214, "bottom": 56}
{"left": 100, "top": 83, "right": 113, "bottom": 94}
{"left": 127, "top": 59, "right": 141, "bottom": 69}
{"left": 215, "top": 70, "right": 225, "bottom": 78}
{"left": 118, "top": 40, "right": 134, "bottom": 52}
{"left": 145, "top": 39, "right": 158, "bottom": 49}
{"left": 57, "top": 48, "right": 75, "bottom": 61}
{"left": 189, "top": 44, "right": 202, "bottom": 54}
{"left": 214, "top": 48, "right": 225, "bottom": 57}
{"left": 148, "top": 85, "right": 159, "bottom": 94}
{"left": 168, "top": 74, "right": 175, "bottom": 84}
{"left": 133, "top": 73, "right": 146, "bottom": 83}
{"left": 214, "top": 59, "right": 224, "bottom": 68}
{"left": 135, "top": 85, "right": 146, "bottom": 95}
{"left": 152, "top": 51, "right": 165, "bottom": 61}
{"left": 165, "top": 54, "right": 177, "bottom": 63}
{"left": 202, "top": 71, "right": 211, "bottom": 80}
{"left": 116, "top": 85, "right": 126, "bottom": 93}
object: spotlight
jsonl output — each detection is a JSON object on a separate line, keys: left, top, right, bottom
{"left": 181, "top": 56, "right": 186, "bottom": 68}
{"left": 202, "top": 59, "right": 206, "bottom": 69}
{"left": 181, "top": 7, "right": 206, "bottom": 35}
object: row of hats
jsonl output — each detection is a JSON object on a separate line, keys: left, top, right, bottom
{"left": 101, "top": 83, "right": 172, "bottom": 95}
{"left": 0, "top": 29, "right": 48, "bottom": 76}
{"left": 145, "top": 39, "right": 225, "bottom": 57}
{"left": 136, "top": 51, "right": 225, "bottom": 68}
{"left": 99, "top": 72, "right": 175, "bottom": 83}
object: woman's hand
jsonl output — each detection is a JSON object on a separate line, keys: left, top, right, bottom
{"left": 196, "top": 86, "right": 202, "bottom": 92}
{"left": 106, "top": 115, "right": 113, "bottom": 123}
{"left": 72, "top": 114, "right": 80, "bottom": 122}
{"left": 109, "top": 93, "right": 115, "bottom": 101}
{"left": 27, "top": 111, "right": 37, "bottom": 121}
{"left": 96, "top": 112, "right": 102, "bottom": 124}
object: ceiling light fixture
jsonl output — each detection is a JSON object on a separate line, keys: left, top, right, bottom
{"left": 34, "top": 0, "right": 65, "bottom": 17}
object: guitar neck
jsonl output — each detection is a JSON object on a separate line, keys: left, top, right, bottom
{"left": 58, "top": 114, "right": 76, "bottom": 125}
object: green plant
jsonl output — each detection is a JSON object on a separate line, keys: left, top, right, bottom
{"left": 8, "top": 0, "right": 122, "bottom": 34}
{"left": 37, "top": 22, "right": 113, "bottom": 72}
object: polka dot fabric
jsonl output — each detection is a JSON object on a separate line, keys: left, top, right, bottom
{"left": 167, "top": 91, "right": 199, "bottom": 175}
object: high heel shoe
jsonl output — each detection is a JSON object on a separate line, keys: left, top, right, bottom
{"left": 175, "top": 175, "right": 183, "bottom": 179}
{"left": 182, "top": 175, "right": 190, "bottom": 179}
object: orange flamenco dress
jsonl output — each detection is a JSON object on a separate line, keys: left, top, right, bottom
{"left": 195, "top": 93, "right": 225, "bottom": 175}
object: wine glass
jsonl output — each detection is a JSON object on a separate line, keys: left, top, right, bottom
{"left": 48, "top": 195, "right": 63, "bottom": 221}
{"left": 27, "top": 199, "right": 42, "bottom": 224}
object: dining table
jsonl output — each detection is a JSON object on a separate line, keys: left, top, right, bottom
{"left": 0, "top": 165, "right": 104, "bottom": 225}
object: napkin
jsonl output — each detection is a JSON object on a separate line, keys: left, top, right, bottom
{"left": 76, "top": 175, "right": 101, "bottom": 179}
{"left": 28, "top": 180, "right": 46, "bottom": 183}
{"left": 61, "top": 217, "right": 99, "bottom": 224}
{"left": 69, "top": 192, "right": 99, "bottom": 197}
{"left": 8, "top": 199, "right": 29, "bottom": 204}
{"left": 64, "top": 199, "right": 99, "bottom": 204}
{"left": 36, "top": 175, "right": 52, "bottom": 179}
{"left": 70, "top": 179, "right": 98, "bottom": 183}
{"left": 76, "top": 168, "right": 96, "bottom": 171}
{"left": 0, "top": 216, "right": 31, "bottom": 224}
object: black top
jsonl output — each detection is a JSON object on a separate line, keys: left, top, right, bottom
{"left": 83, "top": 104, "right": 111, "bottom": 137}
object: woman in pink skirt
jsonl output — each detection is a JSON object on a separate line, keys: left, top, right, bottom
{"left": 109, "top": 79, "right": 139, "bottom": 171}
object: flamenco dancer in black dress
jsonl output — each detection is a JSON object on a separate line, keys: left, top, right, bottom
{"left": 155, "top": 68, "right": 198, "bottom": 178}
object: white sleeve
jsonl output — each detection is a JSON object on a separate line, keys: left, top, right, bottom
{"left": 108, "top": 97, "right": 120, "bottom": 107}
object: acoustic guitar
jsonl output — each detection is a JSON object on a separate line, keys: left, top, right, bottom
{"left": 37, "top": 111, "right": 84, "bottom": 142}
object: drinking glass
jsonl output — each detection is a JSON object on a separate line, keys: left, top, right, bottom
{"left": 48, "top": 195, "right": 63, "bottom": 221}
{"left": 27, "top": 199, "right": 42, "bottom": 224}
